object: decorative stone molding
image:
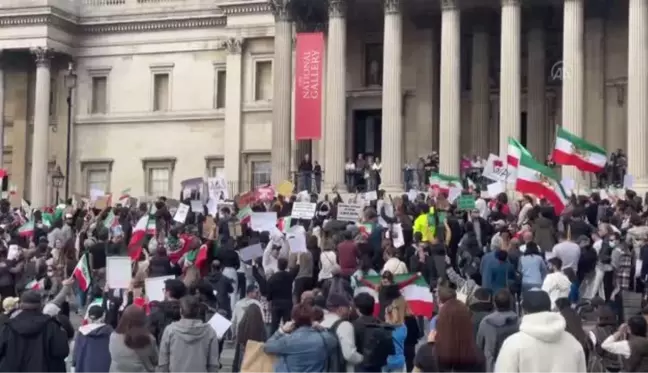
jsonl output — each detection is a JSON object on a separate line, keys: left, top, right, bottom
{"left": 441, "top": 0, "right": 458, "bottom": 11}
{"left": 268, "top": 0, "right": 291, "bottom": 22}
{"left": 219, "top": 2, "right": 272, "bottom": 15}
{"left": 384, "top": 0, "right": 400, "bottom": 14}
{"left": 329, "top": 0, "right": 346, "bottom": 18}
{"left": 225, "top": 37, "right": 244, "bottom": 54}
{"left": 83, "top": 17, "right": 226, "bottom": 33}
{"left": 31, "top": 47, "right": 52, "bottom": 68}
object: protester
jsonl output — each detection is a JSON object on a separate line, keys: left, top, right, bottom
{"left": 109, "top": 305, "right": 159, "bottom": 372}
{"left": 158, "top": 295, "right": 220, "bottom": 372}
{"left": 494, "top": 290, "right": 586, "bottom": 372}
{"left": 73, "top": 304, "right": 113, "bottom": 373}
{"left": 0, "top": 290, "right": 69, "bottom": 372}
{"left": 601, "top": 316, "right": 648, "bottom": 371}
{"left": 476, "top": 289, "right": 520, "bottom": 372}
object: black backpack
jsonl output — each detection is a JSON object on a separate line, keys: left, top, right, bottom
{"left": 362, "top": 323, "right": 395, "bottom": 368}
{"left": 321, "top": 319, "right": 348, "bottom": 372}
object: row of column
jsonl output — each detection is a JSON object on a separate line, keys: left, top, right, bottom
{"left": 269, "top": 0, "right": 648, "bottom": 192}
{"left": 0, "top": 48, "right": 51, "bottom": 208}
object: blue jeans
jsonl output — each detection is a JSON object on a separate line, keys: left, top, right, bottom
{"left": 74, "top": 282, "right": 86, "bottom": 309}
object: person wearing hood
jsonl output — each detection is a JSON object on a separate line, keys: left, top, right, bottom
{"left": 476, "top": 289, "right": 519, "bottom": 372}
{"left": 541, "top": 257, "right": 572, "bottom": 311}
{"left": 469, "top": 288, "right": 493, "bottom": 337}
{"left": 73, "top": 305, "right": 113, "bottom": 372}
{"left": 494, "top": 290, "right": 586, "bottom": 372}
{"left": 0, "top": 290, "right": 70, "bottom": 372}
{"left": 158, "top": 295, "right": 220, "bottom": 373}
{"left": 148, "top": 278, "right": 185, "bottom": 345}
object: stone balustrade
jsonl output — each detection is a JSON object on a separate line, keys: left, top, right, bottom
{"left": 0, "top": 0, "right": 224, "bottom": 17}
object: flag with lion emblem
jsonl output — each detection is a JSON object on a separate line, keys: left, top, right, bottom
{"left": 552, "top": 127, "right": 607, "bottom": 173}
{"left": 516, "top": 153, "right": 569, "bottom": 214}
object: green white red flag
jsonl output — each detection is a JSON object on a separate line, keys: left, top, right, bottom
{"left": 73, "top": 253, "right": 91, "bottom": 291}
{"left": 128, "top": 215, "right": 151, "bottom": 261}
{"left": 507, "top": 137, "right": 532, "bottom": 181}
{"left": 355, "top": 273, "right": 434, "bottom": 317}
{"left": 429, "top": 173, "right": 462, "bottom": 194}
{"left": 515, "top": 153, "right": 570, "bottom": 214}
{"left": 552, "top": 127, "right": 607, "bottom": 173}
{"left": 18, "top": 221, "right": 34, "bottom": 237}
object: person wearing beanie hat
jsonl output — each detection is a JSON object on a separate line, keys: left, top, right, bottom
{"left": 0, "top": 289, "right": 69, "bottom": 372}
{"left": 73, "top": 304, "right": 113, "bottom": 373}
{"left": 494, "top": 290, "right": 586, "bottom": 372}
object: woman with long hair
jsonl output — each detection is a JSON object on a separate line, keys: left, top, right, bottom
{"left": 109, "top": 305, "right": 158, "bottom": 372}
{"left": 414, "top": 299, "right": 485, "bottom": 372}
{"left": 555, "top": 298, "right": 590, "bottom": 360}
{"left": 232, "top": 303, "right": 267, "bottom": 372}
{"left": 519, "top": 242, "right": 547, "bottom": 292}
{"left": 384, "top": 298, "right": 407, "bottom": 372}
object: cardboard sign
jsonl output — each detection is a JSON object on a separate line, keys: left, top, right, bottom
{"left": 94, "top": 195, "right": 112, "bottom": 210}
{"left": 202, "top": 216, "right": 217, "bottom": 240}
{"left": 173, "top": 203, "right": 190, "bottom": 223}
{"left": 336, "top": 203, "right": 364, "bottom": 222}
{"left": 482, "top": 153, "right": 510, "bottom": 182}
{"left": 291, "top": 202, "right": 317, "bottom": 219}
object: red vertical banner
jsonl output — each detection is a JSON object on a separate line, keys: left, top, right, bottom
{"left": 295, "top": 32, "right": 324, "bottom": 140}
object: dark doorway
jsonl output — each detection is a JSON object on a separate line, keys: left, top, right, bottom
{"left": 353, "top": 109, "right": 382, "bottom": 159}
{"left": 520, "top": 112, "right": 528, "bottom": 148}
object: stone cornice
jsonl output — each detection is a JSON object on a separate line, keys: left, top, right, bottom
{"left": 219, "top": 1, "right": 272, "bottom": 15}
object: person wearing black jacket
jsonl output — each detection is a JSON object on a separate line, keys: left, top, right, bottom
{"left": 205, "top": 260, "right": 234, "bottom": 317}
{"left": 353, "top": 292, "right": 393, "bottom": 372}
{"left": 266, "top": 257, "right": 299, "bottom": 335}
{"left": 148, "top": 247, "right": 174, "bottom": 277}
{"left": 0, "top": 290, "right": 69, "bottom": 372}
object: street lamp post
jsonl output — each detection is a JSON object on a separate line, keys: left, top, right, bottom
{"left": 64, "top": 62, "right": 77, "bottom": 201}
{"left": 51, "top": 166, "right": 65, "bottom": 204}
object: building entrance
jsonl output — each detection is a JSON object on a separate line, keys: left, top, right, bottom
{"left": 353, "top": 109, "right": 382, "bottom": 160}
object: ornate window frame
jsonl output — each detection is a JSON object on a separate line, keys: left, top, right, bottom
{"left": 141, "top": 156, "right": 177, "bottom": 197}
{"left": 80, "top": 158, "right": 114, "bottom": 194}
{"left": 150, "top": 63, "right": 175, "bottom": 112}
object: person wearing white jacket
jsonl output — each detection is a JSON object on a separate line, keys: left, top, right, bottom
{"left": 541, "top": 257, "right": 572, "bottom": 311}
{"left": 495, "top": 290, "right": 586, "bottom": 373}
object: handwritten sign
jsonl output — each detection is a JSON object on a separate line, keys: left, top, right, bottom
{"left": 291, "top": 202, "right": 317, "bottom": 219}
{"left": 482, "top": 154, "right": 509, "bottom": 182}
{"left": 336, "top": 203, "right": 364, "bottom": 222}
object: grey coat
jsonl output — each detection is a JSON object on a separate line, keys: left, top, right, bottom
{"left": 157, "top": 318, "right": 220, "bottom": 373}
{"left": 109, "top": 333, "right": 159, "bottom": 373}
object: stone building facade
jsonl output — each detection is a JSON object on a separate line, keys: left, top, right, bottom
{"left": 0, "top": 0, "right": 643, "bottom": 204}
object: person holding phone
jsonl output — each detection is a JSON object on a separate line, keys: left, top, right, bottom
{"left": 601, "top": 317, "right": 648, "bottom": 371}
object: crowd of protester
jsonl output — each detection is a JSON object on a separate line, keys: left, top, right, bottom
{"left": 0, "top": 178, "right": 646, "bottom": 372}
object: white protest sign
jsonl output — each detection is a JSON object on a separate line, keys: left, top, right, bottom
{"left": 407, "top": 189, "right": 419, "bottom": 201}
{"left": 487, "top": 182, "right": 505, "bottom": 198}
{"left": 392, "top": 223, "right": 404, "bottom": 248}
{"left": 482, "top": 154, "right": 510, "bottom": 183}
{"left": 208, "top": 312, "right": 232, "bottom": 340}
{"left": 106, "top": 257, "right": 132, "bottom": 289}
{"left": 291, "top": 202, "right": 317, "bottom": 219}
{"left": 286, "top": 225, "right": 307, "bottom": 253}
{"left": 364, "top": 190, "right": 378, "bottom": 201}
{"left": 190, "top": 200, "right": 203, "bottom": 213}
{"left": 238, "top": 243, "right": 264, "bottom": 262}
{"left": 624, "top": 174, "right": 634, "bottom": 189}
{"left": 448, "top": 187, "right": 463, "bottom": 203}
{"left": 207, "top": 176, "right": 228, "bottom": 201}
{"left": 144, "top": 275, "right": 175, "bottom": 302}
{"left": 206, "top": 198, "right": 218, "bottom": 217}
{"left": 250, "top": 212, "right": 278, "bottom": 232}
{"left": 336, "top": 203, "right": 364, "bottom": 222}
{"left": 90, "top": 189, "right": 104, "bottom": 202}
{"left": 173, "top": 203, "right": 190, "bottom": 223}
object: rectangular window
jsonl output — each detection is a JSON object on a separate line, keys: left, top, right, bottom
{"left": 148, "top": 167, "right": 170, "bottom": 197}
{"left": 210, "top": 166, "right": 225, "bottom": 178}
{"left": 254, "top": 61, "right": 273, "bottom": 101}
{"left": 87, "top": 169, "right": 108, "bottom": 194}
{"left": 215, "top": 69, "right": 227, "bottom": 109}
{"left": 91, "top": 76, "right": 108, "bottom": 114}
{"left": 153, "top": 73, "right": 170, "bottom": 112}
{"left": 251, "top": 161, "right": 271, "bottom": 188}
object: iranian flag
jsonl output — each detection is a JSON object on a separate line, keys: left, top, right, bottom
{"left": 118, "top": 188, "right": 132, "bottom": 205}
{"left": 507, "top": 137, "right": 532, "bottom": 181}
{"left": 25, "top": 279, "right": 45, "bottom": 290}
{"left": 429, "top": 173, "right": 462, "bottom": 194}
{"left": 128, "top": 215, "right": 151, "bottom": 261}
{"left": 73, "top": 253, "right": 91, "bottom": 291}
{"left": 552, "top": 127, "right": 607, "bottom": 173}
{"left": 516, "top": 153, "right": 570, "bottom": 214}
{"left": 18, "top": 221, "right": 34, "bottom": 237}
{"left": 355, "top": 273, "right": 434, "bottom": 318}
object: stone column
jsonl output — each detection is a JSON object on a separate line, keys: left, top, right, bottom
{"left": 627, "top": 0, "right": 648, "bottom": 187}
{"left": 471, "top": 21, "right": 490, "bottom": 157}
{"left": 30, "top": 47, "right": 52, "bottom": 209}
{"left": 224, "top": 38, "right": 244, "bottom": 194}
{"left": 323, "top": 0, "right": 347, "bottom": 191}
{"left": 438, "top": 0, "right": 461, "bottom": 175}
{"left": 0, "top": 52, "right": 5, "bottom": 168}
{"left": 499, "top": 0, "right": 521, "bottom": 157}
{"left": 414, "top": 22, "right": 436, "bottom": 158}
{"left": 270, "top": 0, "right": 293, "bottom": 186}
{"left": 584, "top": 6, "right": 606, "bottom": 148}
{"left": 381, "top": 0, "right": 403, "bottom": 191}
{"left": 527, "top": 17, "right": 547, "bottom": 158}
{"left": 561, "top": 0, "right": 585, "bottom": 182}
